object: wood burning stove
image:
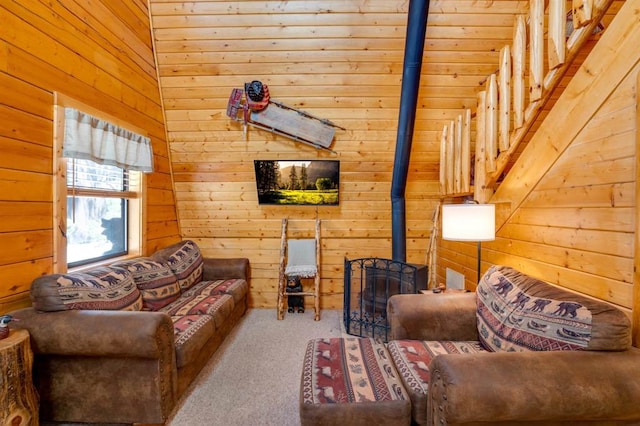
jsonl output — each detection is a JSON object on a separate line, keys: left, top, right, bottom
{"left": 344, "top": 257, "right": 427, "bottom": 342}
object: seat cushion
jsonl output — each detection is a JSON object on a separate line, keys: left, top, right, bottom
{"left": 477, "top": 265, "right": 631, "bottom": 352}
{"left": 182, "top": 278, "right": 248, "bottom": 305}
{"left": 286, "top": 239, "right": 317, "bottom": 278}
{"left": 387, "top": 340, "right": 487, "bottom": 425}
{"left": 112, "top": 257, "right": 181, "bottom": 310}
{"left": 160, "top": 293, "right": 234, "bottom": 329}
{"left": 300, "top": 337, "right": 411, "bottom": 426}
{"left": 171, "top": 314, "right": 215, "bottom": 368}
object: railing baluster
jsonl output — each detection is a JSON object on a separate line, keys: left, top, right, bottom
{"left": 485, "top": 74, "right": 498, "bottom": 173}
{"left": 462, "top": 109, "right": 471, "bottom": 193}
{"left": 529, "top": 0, "right": 544, "bottom": 102}
{"left": 454, "top": 114, "right": 463, "bottom": 194}
{"left": 439, "top": 0, "right": 611, "bottom": 199}
{"left": 439, "top": 125, "right": 447, "bottom": 195}
{"left": 512, "top": 15, "right": 526, "bottom": 130}
{"left": 499, "top": 45, "right": 512, "bottom": 152}
{"left": 573, "top": 0, "right": 594, "bottom": 28}
{"left": 548, "top": 0, "right": 567, "bottom": 71}
{"left": 446, "top": 120, "right": 455, "bottom": 194}
{"left": 475, "top": 91, "right": 492, "bottom": 203}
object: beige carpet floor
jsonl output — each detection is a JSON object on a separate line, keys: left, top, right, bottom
{"left": 166, "top": 308, "right": 345, "bottom": 426}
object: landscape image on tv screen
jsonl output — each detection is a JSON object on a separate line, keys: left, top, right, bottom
{"left": 254, "top": 160, "right": 340, "bottom": 206}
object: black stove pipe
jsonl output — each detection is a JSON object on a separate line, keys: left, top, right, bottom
{"left": 391, "top": 0, "right": 430, "bottom": 262}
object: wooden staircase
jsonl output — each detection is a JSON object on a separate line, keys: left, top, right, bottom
{"left": 439, "top": 0, "right": 614, "bottom": 204}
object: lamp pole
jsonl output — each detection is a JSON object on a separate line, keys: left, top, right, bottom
{"left": 477, "top": 241, "right": 482, "bottom": 284}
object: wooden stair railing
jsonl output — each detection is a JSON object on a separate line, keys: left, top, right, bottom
{"left": 438, "top": 109, "right": 471, "bottom": 197}
{"left": 439, "top": 0, "right": 614, "bottom": 202}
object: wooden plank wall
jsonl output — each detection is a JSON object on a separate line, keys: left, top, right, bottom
{"left": 439, "top": 3, "right": 639, "bottom": 323}
{"left": 1, "top": 0, "right": 631, "bottom": 318}
{"left": 0, "top": 0, "right": 180, "bottom": 313}
{"left": 149, "top": 0, "right": 533, "bottom": 309}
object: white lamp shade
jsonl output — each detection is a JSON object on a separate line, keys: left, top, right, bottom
{"left": 442, "top": 204, "right": 496, "bottom": 241}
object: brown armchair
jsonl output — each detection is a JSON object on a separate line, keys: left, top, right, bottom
{"left": 387, "top": 265, "right": 640, "bottom": 425}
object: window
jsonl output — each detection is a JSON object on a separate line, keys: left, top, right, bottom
{"left": 54, "top": 95, "right": 152, "bottom": 272}
{"left": 66, "top": 159, "right": 141, "bottom": 267}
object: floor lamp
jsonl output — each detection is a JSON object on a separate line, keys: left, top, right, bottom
{"left": 441, "top": 203, "right": 496, "bottom": 284}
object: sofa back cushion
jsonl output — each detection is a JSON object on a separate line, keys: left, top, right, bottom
{"left": 112, "top": 258, "right": 181, "bottom": 310}
{"left": 477, "top": 265, "right": 630, "bottom": 352}
{"left": 151, "top": 240, "right": 204, "bottom": 291}
{"left": 31, "top": 266, "right": 143, "bottom": 312}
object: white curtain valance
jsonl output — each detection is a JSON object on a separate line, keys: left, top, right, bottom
{"left": 63, "top": 107, "right": 154, "bottom": 172}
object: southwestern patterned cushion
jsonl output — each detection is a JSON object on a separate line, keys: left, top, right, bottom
{"left": 160, "top": 293, "right": 234, "bottom": 328}
{"left": 477, "top": 265, "right": 631, "bottom": 352}
{"left": 182, "top": 278, "right": 249, "bottom": 305}
{"left": 112, "top": 257, "right": 181, "bottom": 310}
{"left": 152, "top": 240, "right": 204, "bottom": 291}
{"left": 171, "top": 314, "right": 215, "bottom": 368}
{"left": 300, "top": 337, "right": 411, "bottom": 426}
{"left": 31, "top": 266, "right": 143, "bottom": 312}
{"left": 387, "top": 340, "right": 486, "bottom": 425}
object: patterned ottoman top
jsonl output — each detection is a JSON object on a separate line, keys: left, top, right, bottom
{"left": 301, "top": 337, "right": 409, "bottom": 405}
{"left": 387, "top": 340, "right": 487, "bottom": 396}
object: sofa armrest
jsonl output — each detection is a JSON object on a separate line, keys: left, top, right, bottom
{"left": 428, "top": 349, "right": 640, "bottom": 425}
{"left": 387, "top": 292, "right": 479, "bottom": 341}
{"left": 10, "top": 307, "right": 178, "bottom": 424}
{"left": 11, "top": 308, "right": 175, "bottom": 359}
{"left": 202, "top": 257, "right": 250, "bottom": 281}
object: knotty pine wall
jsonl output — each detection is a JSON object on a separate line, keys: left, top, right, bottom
{"left": 0, "top": 1, "right": 180, "bottom": 313}
{"left": 0, "top": 0, "right": 632, "bottom": 321}
{"left": 150, "top": 0, "right": 625, "bottom": 310}
{"left": 149, "top": 0, "right": 536, "bottom": 309}
{"left": 439, "top": 2, "right": 639, "bottom": 343}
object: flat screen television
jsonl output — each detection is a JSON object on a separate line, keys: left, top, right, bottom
{"left": 254, "top": 160, "right": 340, "bottom": 206}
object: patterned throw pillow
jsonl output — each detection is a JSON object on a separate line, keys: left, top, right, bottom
{"left": 112, "top": 258, "right": 181, "bottom": 310}
{"left": 31, "top": 266, "right": 143, "bottom": 312}
{"left": 152, "top": 240, "right": 204, "bottom": 291}
{"left": 477, "top": 265, "right": 593, "bottom": 352}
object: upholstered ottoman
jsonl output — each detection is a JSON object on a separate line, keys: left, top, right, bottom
{"left": 300, "top": 337, "right": 411, "bottom": 426}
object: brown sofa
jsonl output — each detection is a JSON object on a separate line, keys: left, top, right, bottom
{"left": 10, "top": 240, "right": 249, "bottom": 425}
{"left": 387, "top": 265, "right": 640, "bottom": 425}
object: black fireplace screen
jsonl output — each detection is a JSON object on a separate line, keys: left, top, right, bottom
{"left": 343, "top": 257, "right": 427, "bottom": 342}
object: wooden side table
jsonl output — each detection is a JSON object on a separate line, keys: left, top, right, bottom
{"left": 0, "top": 329, "right": 39, "bottom": 426}
{"left": 420, "top": 289, "right": 470, "bottom": 295}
